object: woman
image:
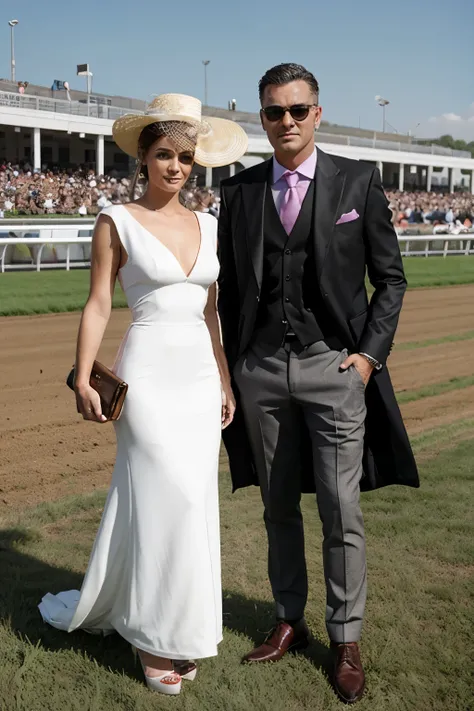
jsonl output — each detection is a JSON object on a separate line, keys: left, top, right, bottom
{"left": 39, "top": 94, "right": 248, "bottom": 695}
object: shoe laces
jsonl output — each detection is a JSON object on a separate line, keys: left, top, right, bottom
{"left": 340, "top": 645, "right": 358, "bottom": 668}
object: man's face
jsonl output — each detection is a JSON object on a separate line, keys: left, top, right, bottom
{"left": 260, "top": 80, "right": 322, "bottom": 155}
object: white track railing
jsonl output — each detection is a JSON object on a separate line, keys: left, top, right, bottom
{"left": 0, "top": 236, "right": 94, "bottom": 272}
{"left": 0, "top": 227, "right": 473, "bottom": 272}
{"left": 0, "top": 222, "right": 94, "bottom": 272}
{"left": 398, "top": 234, "right": 473, "bottom": 257}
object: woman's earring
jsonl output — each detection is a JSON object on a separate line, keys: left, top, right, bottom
{"left": 136, "top": 159, "right": 145, "bottom": 180}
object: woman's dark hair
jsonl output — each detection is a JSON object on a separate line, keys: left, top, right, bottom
{"left": 129, "top": 123, "right": 165, "bottom": 198}
{"left": 258, "top": 63, "right": 319, "bottom": 104}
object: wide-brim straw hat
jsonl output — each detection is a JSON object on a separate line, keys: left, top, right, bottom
{"left": 113, "top": 93, "right": 248, "bottom": 168}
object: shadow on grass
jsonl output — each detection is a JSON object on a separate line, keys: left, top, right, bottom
{"left": 222, "top": 591, "right": 331, "bottom": 674}
{"left": 0, "top": 527, "right": 138, "bottom": 680}
{"left": 0, "top": 527, "right": 330, "bottom": 680}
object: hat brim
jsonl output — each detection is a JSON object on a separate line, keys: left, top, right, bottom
{"left": 112, "top": 113, "right": 248, "bottom": 168}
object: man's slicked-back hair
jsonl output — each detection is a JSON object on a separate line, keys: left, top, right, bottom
{"left": 258, "top": 63, "right": 319, "bottom": 104}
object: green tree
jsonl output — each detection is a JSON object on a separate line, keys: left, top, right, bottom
{"left": 430, "top": 135, "right": 474, "bottom": 157}
{"left": 437, "top": 134, "right": 455, "bottom": 148}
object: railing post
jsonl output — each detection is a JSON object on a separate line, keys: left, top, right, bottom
{"left": 66, "top": 244, "right": 70, "bottom": 271}
{"left": 36, "top": 244, "right": 47, "bottom": 271}
{"left": 1, "top": 244, "right": 9, "bottom": 273}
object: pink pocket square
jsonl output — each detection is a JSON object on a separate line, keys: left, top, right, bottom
{"left": 336, "top": 209, "right": 359, "bottom": 225}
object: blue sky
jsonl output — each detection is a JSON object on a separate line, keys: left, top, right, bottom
{"left": 2, "top": 0, "right": 473, "bottom": 140}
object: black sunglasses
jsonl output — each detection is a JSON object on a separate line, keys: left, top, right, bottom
{"left": 261, "top": 104, "right": 317, "bottom": 122}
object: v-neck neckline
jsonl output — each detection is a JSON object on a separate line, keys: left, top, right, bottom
{"left": 121, "top": 204, "right": 203, "bottom": 280}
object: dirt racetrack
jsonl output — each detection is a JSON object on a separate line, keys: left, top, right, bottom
{"left": 1, "top": 284, "right": 473, "bottom": 513}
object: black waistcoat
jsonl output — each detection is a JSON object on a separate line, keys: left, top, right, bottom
{"left": 253, "top": 178, "right": 333, "bottom": 349}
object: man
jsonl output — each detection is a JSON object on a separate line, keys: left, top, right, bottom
{"left": 218, "top": 64, "right": 418, "bottom": 704}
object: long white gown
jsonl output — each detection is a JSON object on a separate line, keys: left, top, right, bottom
{"left": 39, "top": 205, "right": 223, "bottom": 660}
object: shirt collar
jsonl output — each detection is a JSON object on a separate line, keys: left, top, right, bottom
{"left": 272, "top": 147, "right": 317, "bottom": 185}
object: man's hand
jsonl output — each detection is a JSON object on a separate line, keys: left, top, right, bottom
{"left": 340, "top": 353, "right": 374, "bottom": 386}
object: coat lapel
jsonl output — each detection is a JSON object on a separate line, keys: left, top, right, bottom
{"left": 241, "top": 160, "right": 270, "bottom": 291}
{"left": 313, "top": 148, "right": 346, "bottom": 278}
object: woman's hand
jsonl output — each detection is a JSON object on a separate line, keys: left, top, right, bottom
{"left": 221, "top": 381, "right": 236, "bottom": 429}
{"left": 75, "top": 384, "right": 107, "bottom": 423}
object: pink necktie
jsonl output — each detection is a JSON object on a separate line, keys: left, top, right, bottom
{"left": 279, "top": 172, "right": 300, "bottom": 235}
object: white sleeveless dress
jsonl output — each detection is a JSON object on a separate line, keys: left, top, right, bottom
{"left": 39, "top": 205, "right": 223, "bottom": 660}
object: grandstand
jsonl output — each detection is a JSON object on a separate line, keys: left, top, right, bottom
{"left": 0, "top": 79, "right": 473, "bottom": 192}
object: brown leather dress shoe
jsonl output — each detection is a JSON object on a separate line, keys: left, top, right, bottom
{"left": 242, "top": 620, "right": 311, "bottom": 663}
{"left": 331, "top": 642, "right": 365, "bottom": 704}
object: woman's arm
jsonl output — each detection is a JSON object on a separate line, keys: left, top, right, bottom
{"left": 74, "top": 214, "right": 122, "bottom": 422}
{"left": 204, "top": 283, "right": 236, "bottom": 429}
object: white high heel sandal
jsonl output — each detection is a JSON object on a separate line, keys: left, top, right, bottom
{"left": 132, "top": 646, "right": 182, "bottom": 695}
{"left": 173, "top": 660, "right": 197, "bottom": 681}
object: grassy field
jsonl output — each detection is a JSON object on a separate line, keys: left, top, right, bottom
{"left": 0, "top": 256, "right": 473, "bottom": 316}
{"left": 400, "top": 255, "right": 474, "bottom": 287}
{"left": 396, "top": 374, "right": 474, "bottom": 403}
{"left": 0, "top": 434, "right": 473, "bottom": 711}
{"left": 0, "top": 271, "right": 127, "bottom": 316}
{"left": 1, "top": 257, "right": 473, "bottom": 710}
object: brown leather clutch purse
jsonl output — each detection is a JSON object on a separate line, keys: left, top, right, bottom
{"left": 66, "top": 360, "right": 128, "bottom": 421}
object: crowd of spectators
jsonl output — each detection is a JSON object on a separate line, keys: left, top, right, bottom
{"left": 2, "top": 162, "right": 471, "bottom": 229}
{"left": 181, "top": 186, "right": 219, "bottom": 216}
{"left": 0, "top": 162, "right": 221, "bottom": 217}
{"left": 0, "top": 162, "right": 131, "bottom": 216}
{"left": 387, "top": 190, "right": 473, "bottom": 228}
